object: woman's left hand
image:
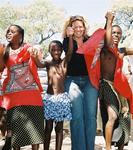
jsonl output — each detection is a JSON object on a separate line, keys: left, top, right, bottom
{"left": 0, "top": 43, "right": 5, "bottom": 57}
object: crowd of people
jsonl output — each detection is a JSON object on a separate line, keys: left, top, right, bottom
{"left": 0, "top": 11, "right": 133, "bottom": 150}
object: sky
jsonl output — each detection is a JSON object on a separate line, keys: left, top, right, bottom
{"left": 53, "top": 0, "right": 112, "bottom": 25}
{"left": 0, "top": 0, "right": 112, "bottom": 27}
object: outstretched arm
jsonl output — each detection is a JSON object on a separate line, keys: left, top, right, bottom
{"left": 27, "top": 46, "right": 47, "bottom": 68}
{"left": 125, "top": 48, "right": 133, "bottom": 55}
{"left": 105, "top": 11, "right": 115, "bottom": 47}
{"left": 119, "top": 47, "right": 133, "bottom": 56}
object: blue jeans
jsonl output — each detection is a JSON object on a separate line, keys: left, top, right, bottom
{"left": 65, "top": 76, "right": 98, "bottom": 150}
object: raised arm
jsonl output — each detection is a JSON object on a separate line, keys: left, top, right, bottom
{"left": 63, "top": 26, "right": 74, "bottom": 64}
{"left": 27, "top": 46, "right": 47, "bottom": 68}
{"left": 105, "top": 11, "right": 115, "bottom": 47}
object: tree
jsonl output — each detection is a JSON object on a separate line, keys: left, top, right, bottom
{"left": 19, "top": 0, "right": 65, "bottom": 45}
{"left": 111, "top": 0, "right": 133, "bottom": 46}
{"left": 0, "top": 0, "right": 65, "bottom": 52}
{"left": 0, "top": 2, "right": 21, "bottom": 42}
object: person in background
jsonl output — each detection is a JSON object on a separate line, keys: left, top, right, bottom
{"left": 28, "top": 40, "right": 72, "bottom": 150}
{"left": 62, "top": 15, "right": 98, "bottom": 150}
{"left": 0, "top": 24, "right": 44, "bottom": 150}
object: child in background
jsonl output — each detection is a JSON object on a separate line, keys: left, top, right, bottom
{"left": 29, "top": 40, "right": 72, "bottom": 150}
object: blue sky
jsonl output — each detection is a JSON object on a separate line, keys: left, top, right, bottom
{"left": 0, "top": 0, "right": 112, "bottom": 26}
{"left": 53, "top": 0, "right": 112, "bottom": 25}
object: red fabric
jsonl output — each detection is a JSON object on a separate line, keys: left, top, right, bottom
{"left": 4, "top": 43, "right": 43, "bottom": 92}
{"left": 108, "top": 46, "right": 133, "bottom": 115}
{"left": 112, "top": 48, "right": 133, "bottom": 115}
{"left": 29, "top": 57, "right": 43, "bottom": 92}
{"left": 16, "top": 45, "right": 43, "bottom": 92}
{"left": 77, "top": 28, "right": 133, "bottom": 115}
{"left": 77, "top": 28, "right": 106, "bottom": 89}
{"left": 0, "top": 96, "right": 2, "bottom": 106}
{"left": 2, "top": 43, "right": 43, "bottom": 110}
{"left": 77, "top": 28, "right": 105, "bottom": 55}
{"left": 84, "top": 55, "right": 100, "bottom": 89}
{"left": 2, "top": 90, "right": 43, "bottom": 110}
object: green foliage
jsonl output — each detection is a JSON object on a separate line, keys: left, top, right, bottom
{"left": 111, "top": 0, "right": 133, "bottom": 46}
{"left": 0, "top": 6, "right": 19, "bottom": 28}
{"left": 0, "top": 0, "right": 65, "bottom": 53}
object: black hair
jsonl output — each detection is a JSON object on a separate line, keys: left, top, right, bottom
{"left": 4, "top": 24, "right": 24, "bottom": 62}
{"left": 49, "top": 40, "right": 63, "bottom": 52}
{"left": 112, "top": 24, "right": 122, "bottom": 33}
{"left": 15, "top": 24, "right": 24, "bottom": 44}
{"left": 6, "top": 24, "right": 24, "bottom": 45}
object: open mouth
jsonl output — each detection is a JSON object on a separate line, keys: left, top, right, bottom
{"left": 6, "top": 36, "right": 12, "bottom": 40}
{"left": 113, "top": 37, "right": 119, "bottom": 43}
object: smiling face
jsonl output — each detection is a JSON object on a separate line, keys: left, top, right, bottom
{"left": 72, "top": 20, "right": 85, "bottom": 39}
{"left": 112, "top": 25, "right": 122, "bottom": 46}
{"left": 6, "top": 25, "right": 23, "bottom": 45}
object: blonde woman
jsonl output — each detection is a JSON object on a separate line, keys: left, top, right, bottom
{"left": 62, "top": 16, "right": 98, "bottom": 150}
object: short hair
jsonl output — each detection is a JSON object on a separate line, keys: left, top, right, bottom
{"left": 49, "top": 40, "right": 63, "bottom": 52}
{"left": 112, "top": 24, "right": 122, "bottom": 33}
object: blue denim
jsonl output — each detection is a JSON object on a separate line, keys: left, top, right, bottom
{"left": 65, "top": 76, "right": 98, "bottom": 150}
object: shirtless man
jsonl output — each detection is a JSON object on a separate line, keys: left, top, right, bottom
{"left": 99, "top": 12, "right": 133, "bottom": 150}
{"left": 29, "top": 40, "right": 72, "bottom": 150}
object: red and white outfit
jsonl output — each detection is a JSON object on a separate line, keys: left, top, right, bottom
{"left": 2, "top": 43, "right": 44, "bottom": 148}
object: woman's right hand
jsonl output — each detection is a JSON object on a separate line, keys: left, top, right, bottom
{"left": 66, "top": 26, "right": 74, "bottom": 37}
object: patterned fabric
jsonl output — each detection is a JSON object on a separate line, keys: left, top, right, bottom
{"left": 43, "top": 92, "right": 72, "bottom": 121}
{"left": 0, "top": 107, "right": 7, "bottom": 131}
{"left": 7, "top": 106, "right": 44, "bottom": 148}
{"left": 2, "top": 43, "right": 43, "bottom": 110}
{"left": 99, "top": 79, "right": 130, "bottom": 147}
{"left": 6, "top": 62, "right": 38, "bottom": 93}
{"left": 1, "top": 44, "right": 44, "bottom": 148}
